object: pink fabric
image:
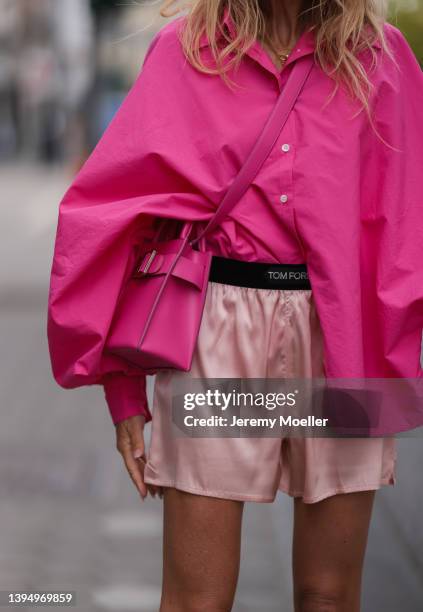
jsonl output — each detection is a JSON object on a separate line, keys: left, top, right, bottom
{"left": 47, "top": 9, "right": 423, "bottom": 425}
{"left": 144, "top": 283, "right": 396, "bottom": 503}
{"left": 103, "top": 373, "right": 151, "bottom": 424}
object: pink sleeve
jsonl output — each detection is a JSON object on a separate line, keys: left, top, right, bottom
{"left": 103, "top": 373, "right": 152, "bottom": 425}
{"left": 46, "top": 28, "right": 184, "bottom": 420}
{"left": 47, "top": 22, "right": 214, "bottom": 421}
{"left": 360, "top": 24, "right": 423, "bottom": 378}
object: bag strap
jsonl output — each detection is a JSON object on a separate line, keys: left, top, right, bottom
{"left": 191, "top": 55, "right": 314, "bottom": 246}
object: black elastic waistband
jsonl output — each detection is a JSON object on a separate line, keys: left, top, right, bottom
{"left": 209, "top": 256, "right": 311, "bottom": 290}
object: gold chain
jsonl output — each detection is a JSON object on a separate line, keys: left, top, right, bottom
{"left": 261, "top": 34, "right": 295, "bottom": 66}
{"left": 276, "top": 50, "right": 292, "bottom": 64}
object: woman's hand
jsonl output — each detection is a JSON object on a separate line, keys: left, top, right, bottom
{"left": 115, "top": 415, "right": 163, "bottom": 501}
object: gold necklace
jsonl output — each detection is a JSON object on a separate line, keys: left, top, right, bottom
{"left": 274, "top": 42, "right": 296, "bottom": 62}
{"left": 275, "top": 50, "right": 292, "bottom": 64}
{"left": 263, "top": 36, "right": 295, "bottom": 66}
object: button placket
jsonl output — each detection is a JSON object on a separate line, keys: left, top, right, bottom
{"left": 278, "top": 122, "right": 295, "bottom": 207}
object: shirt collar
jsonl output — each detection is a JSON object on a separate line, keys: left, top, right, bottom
{"left": 198, "top": 6, "right": 382, "bottom": 55}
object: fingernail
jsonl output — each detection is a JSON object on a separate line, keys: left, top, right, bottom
{"left": 133, "top": 449, "right": 143, "bottom": 459}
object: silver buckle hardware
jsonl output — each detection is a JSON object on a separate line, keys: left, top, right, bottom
{"left": 136, "top": 249, "right": 157, "bottom": 276}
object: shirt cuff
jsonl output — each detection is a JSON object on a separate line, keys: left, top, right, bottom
{"left": 103, "top": 373, "right": 152, "bottom": 426}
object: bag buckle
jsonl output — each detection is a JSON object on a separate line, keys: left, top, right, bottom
{"left": 134, "top": 249, "right": 158, "bottom": 276}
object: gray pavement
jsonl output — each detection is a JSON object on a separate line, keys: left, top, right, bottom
{"left": 0, "top": 162, "right": 422, "bottom": 611}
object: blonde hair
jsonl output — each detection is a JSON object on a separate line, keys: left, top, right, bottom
{"left": 161, "top": 0, "right": 390, "bottom": 110}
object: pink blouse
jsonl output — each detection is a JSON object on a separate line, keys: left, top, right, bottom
{"left": 47, "top": 10, "right": 423, "bottom": 427}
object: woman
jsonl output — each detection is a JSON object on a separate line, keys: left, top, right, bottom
{"left": 47, "top": 0, "right": 423, "bottom": 610}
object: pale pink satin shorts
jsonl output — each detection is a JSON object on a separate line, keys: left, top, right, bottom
{"left": 144, "top": 282, "right": 396, "bottom": 504}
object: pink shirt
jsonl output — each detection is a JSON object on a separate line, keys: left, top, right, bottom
{"left": 47, "top": 11, "right": 423, "bottom": 426}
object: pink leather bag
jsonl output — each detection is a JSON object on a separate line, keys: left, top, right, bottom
{"left": 105, "top": 56, "right": 314, "bottom": 373}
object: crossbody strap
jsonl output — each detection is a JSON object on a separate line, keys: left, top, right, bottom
{"left": 191, "top": 55, "right": 314, "bottom": 246}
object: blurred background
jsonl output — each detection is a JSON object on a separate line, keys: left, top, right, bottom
{"left": 0, "top": 1, "right": 422, "bottom": 611}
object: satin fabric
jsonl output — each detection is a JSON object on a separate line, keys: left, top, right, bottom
{"left": 46, "top": 9, "right": 423, "bottom": 426}
{"left": 144, "top": 282, "right": 396, "bottom": 503}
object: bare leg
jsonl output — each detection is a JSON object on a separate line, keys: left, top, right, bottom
{"left": 160, "top": 488, "right": 244, "bottom": 612}
{"left": 292, "top": 490, "right": 376, "bottom": 612}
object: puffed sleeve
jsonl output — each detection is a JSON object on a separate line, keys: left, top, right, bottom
{"left": 47, "top": 21, "right": 212, "bottom": 425}
{"left": 360, "top": 24, "right": 423, "bottom": 378}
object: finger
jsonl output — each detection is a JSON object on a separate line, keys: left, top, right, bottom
{"left": 129, "top": 416, "right": 146, "bottom": 458}
{"left": 146, "top": 483, "right": 161, "bottom": 498}
{"left": 154, "top": 484, "right": 164, "bottom": 497}
{"left": 160, "top": 0, "right": 180, "bottom": 17}
{"left": 132, "top": 454, "right": 161, "bottom": 499}
{"left": 116, "top": 416, "right": 151, "bottom": 499}
{"left": 129, "top": 429, "right": 150, "bottom": 498}
{"left": 122, "top": 448, "right": 148, "bottom": 499}
{"left": 128, "top": 418, "right": 159, "bottom": 499}
{"left": 133, "top": 457, "right": 160, "bottom": 499}
{"left": 133, "top": 454, "right": 154, "bottom": 498}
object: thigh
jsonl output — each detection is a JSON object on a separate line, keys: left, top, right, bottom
{"left": 161, "top": 488, "right": 244, "bottom": 611}
{"left": 292, "top": 490, "right": 375, "bottom": 611}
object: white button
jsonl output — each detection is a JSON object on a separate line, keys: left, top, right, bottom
{"left": 281, "top": 143, "right": 290, "bottom": 152}
{"left": 280, "top": 194, "right": 288, "bottom": 204}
